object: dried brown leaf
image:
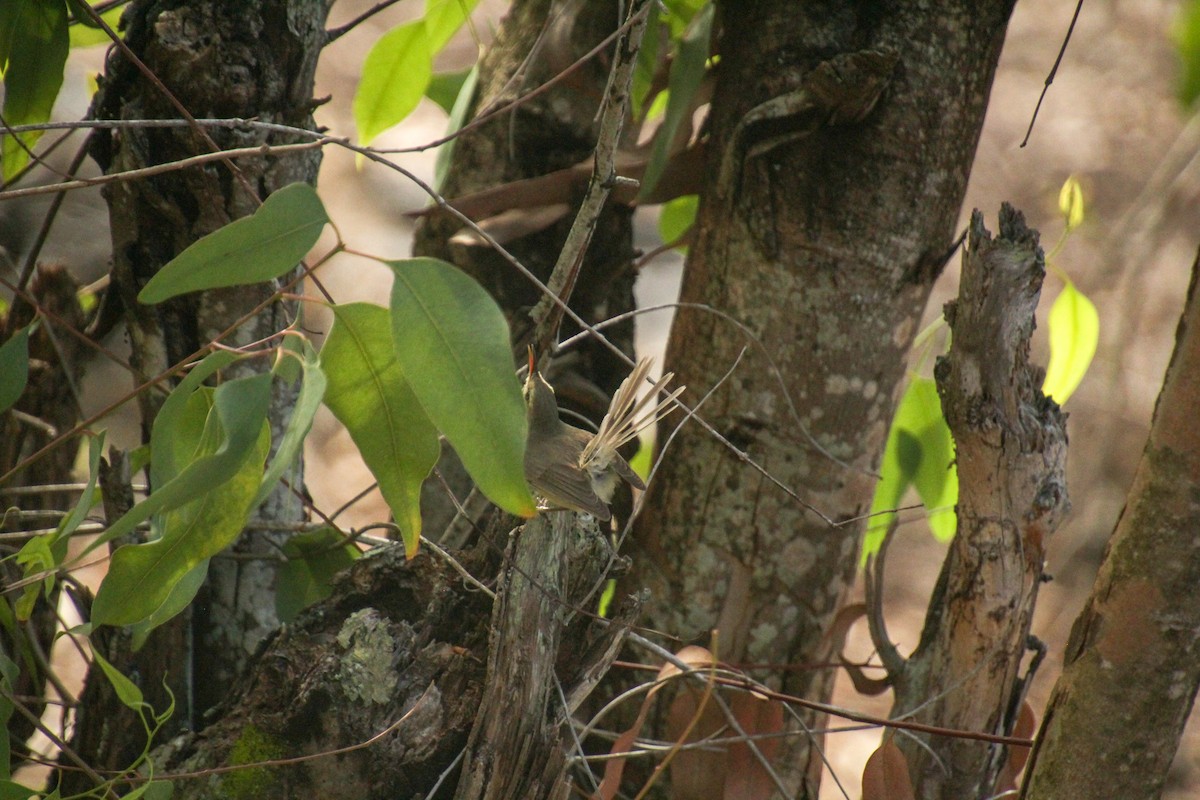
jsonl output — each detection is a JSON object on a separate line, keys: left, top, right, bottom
{"left": 861, "top": 741, "right": 915, "bottom": 800}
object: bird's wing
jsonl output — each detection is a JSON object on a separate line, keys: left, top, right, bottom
{"left": 525, "top": 436, "right": 611, "bottom": 520}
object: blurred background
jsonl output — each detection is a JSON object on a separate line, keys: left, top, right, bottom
{"left": 4, "top": 0, "right": 1198, "bottom": 796}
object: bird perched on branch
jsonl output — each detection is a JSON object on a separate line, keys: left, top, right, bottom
{"left": 522, "top": 350, "right": 683, "bottom": 520}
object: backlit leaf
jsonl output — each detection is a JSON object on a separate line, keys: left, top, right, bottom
{"left": 1043, "top": 281, "right": 1098, "bottom": 404}
{"left": 658, "top": 194, "right": 698, "bottom": 252}
{"left": 81, "top": 363, "right": 269, "bottom": 559}
{"left": 387, "top": 258, "right": 535, "bottom": 517}
{"left": 864, "top": 378, "right": 957, "bottom": 560}
{"left": 0, "top": 0, "right": 68, "bottom": 180}
{"left": 354, "top": 21, "right": 432, "bottom": 147}
{"left": 1174, "top": 0, "right": 1200, "bottom": 107}
{"left": 323, "top": 302, "right": 440, "bottom": 556}
{"left": 1057, "top": 175, "right": 1085, "bottom": 232}
{"left": 424, "top": 0, "right": 479, "bottom": 54}
{"left": 138, "top": 183, "right": 328, "bottom": 304}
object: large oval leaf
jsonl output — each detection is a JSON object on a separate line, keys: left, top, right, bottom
{"left": 1042, "top": 281, "right": 1099, "bottom": 404}
{"left": 387, "top": 258, "right": 535, "bottom": 517}
{"left": 323, "top": 303, "right": 440, "bottom": 556}
{"left": 81, "top": 362, "right": 271, "bottom": 558}
{"left": 92, "top": 377, "right": 272, "bottom": 627}
{"left": 137, "top": 183, "right": 328, "bottom": 304}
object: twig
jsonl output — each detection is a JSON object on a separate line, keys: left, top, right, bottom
{"left": 529, "top": 0, "right": 653, "bottom": 353}
{"left": 1019, "top": 0, "right": 1083, "bottom": 147}
{"left": 324, "top": 0, "right": 407, "bottom": 44}
{"left": 0, "top": 140, "right": 324, "bottom": 203}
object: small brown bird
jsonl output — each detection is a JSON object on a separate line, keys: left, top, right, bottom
{"left": 522, "top": 350, "right": 682, "bottom": 520}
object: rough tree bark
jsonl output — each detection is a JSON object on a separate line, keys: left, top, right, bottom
{"left": 1022, "top": 250, "right": 1200, "bottom": 799}
{"left": 69, "top": 0, "right": 327, "bottom": 779}
{"left": 886, "top": 207, "right": 1068, "bottom": 798}
{"left": 632, "top": 3, "right": 1016, "bottom": 794}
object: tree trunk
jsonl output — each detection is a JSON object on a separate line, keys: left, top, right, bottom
{"left": 1022, "top": 249, "right": 1200, "bottom": 799}
{"left": 632, "top": 2, "right": 1016, "bottom": 794}
{"left": 76, "top": 0, "right": 326, "bottom": 761}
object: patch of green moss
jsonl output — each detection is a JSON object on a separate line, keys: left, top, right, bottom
{"left": 222, "top": 723, "right": 287, "bottom": 798}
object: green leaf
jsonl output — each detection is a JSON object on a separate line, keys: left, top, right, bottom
{"left": 276, "top": 527, "right": 361, "bottom": 623}
{"left": 92, "top": 377, "right": 271, "bottom": 627}
{"left": 658, "top": 194, "right": 698, "bottom": 252}
{"left": 433, "top": 64, "right": 478, "bottom": 192}
{"left": 1043, "top": 281, "right": 1099, "bottom": 404}
{"left": 250, "top": 341, "right": 326, "bottom": 511}
{"left": 123, "top": 780, "right": 173, "bottom": 800}
{"left": 67, "top": 2, "right": 123, "bottom": 48}
{"left": 426, "top": 68, "right": 472, "bottom": 115}
{"left": 129, "top": 560, "right": 209, "bottom": 651}
{"left": 0, "top": 326, "right": 30, "bottom": 414}
{"left": 137, "top": 183, "right": 328, "bottom": 304}
{"left": 638, "top": 3, "right": 713, "bottom": 199}
{"left": 323, "top": 303, "right": 440, "bottom": 556}
{"left": 48, "top": 430, "right": 105, "bottom": 557}
{"left": 388, "top": 258, "right": 536, "bottom": 518}
{"left": 1175, "top": 0, "right": 1200, "bottom": 107}
{"left": 1057, "top": 175, "right": 1085, "bottom": 232}
{"left": 77, "top": 353, "right": 234, "bottom": 556}
{"left": 0, "top": 781, "right": 41, "bottom": 800}
{"left": 0, "top": 0, "right": 68, "bottom": 180}
{"left": 91, "top": 647, "right": 145, "bottom": 709}
{"left": 863, "top": 378, "right": 957, "bottom": 560}
{"left": 80, "top": 363, "right": 269, "bottom": 557}
{"left": 424, "top": 0, "right": 479, "bottom": 54}
{"left": 141, "top": 780, "right": 174, "bottom": 800}
{"left": 354, "top": 21, "right": 432, "bottom": 147}
{"left": 631, "top": 7, "right": 660, "bottom": 117}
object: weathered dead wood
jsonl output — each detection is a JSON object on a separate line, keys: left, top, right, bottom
{"left": 456, "top": 513, "right": 637, "bottom": 800}
{"left": 889, "top": 206, "right": 1069, "bottom": 798}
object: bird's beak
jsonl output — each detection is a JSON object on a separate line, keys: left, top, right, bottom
{"left": 527, "top": 345, "right": 537, "bottom": 377}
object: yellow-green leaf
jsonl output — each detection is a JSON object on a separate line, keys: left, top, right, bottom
{"left": 864, "top": 378, "right": 957, "bottom": 561}
{"left": 659, "top": 194, "right": 698, "bottom": 252}
{"left": 1057, "top": 175, "right": 1085, "bottom": 232}
{"left": 424, "top": 0, "right": 479, "bottom": 54}
{"left": 354, "top": 21, "right": 432, "bottom": 147}
{"left": 0, "top": 0, "right": 68, "bottom": 180}
{"left": 1043, "top": 281, "right": 1098, "bottom": 404}
{"left": 91, "top": 648, "right": 145, "bottom": 710}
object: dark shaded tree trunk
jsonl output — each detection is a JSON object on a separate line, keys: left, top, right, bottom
{"left": 1022, "top": 248, "right": 1200, "bottom": 799}
{"left": 631, "top": 3, "right": 1016, "bottom": 794}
